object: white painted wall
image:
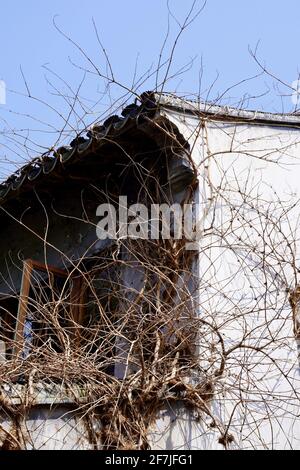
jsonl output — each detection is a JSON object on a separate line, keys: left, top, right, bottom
{"left": 0, "top": 405, "right": 94, "bottom": 450}
{"left": 153, "top": 107, "right": 300, "bottom": 450}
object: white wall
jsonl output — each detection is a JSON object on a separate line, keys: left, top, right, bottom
{"left": 154, "top": 108, "right": 300, "bottom": 450}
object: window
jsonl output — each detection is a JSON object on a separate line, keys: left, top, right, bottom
{"left": 7, "top": 252, "right": 119, "bottom": 365}
{"left": 13, "top": 260, "right": 80, "bottom": 359}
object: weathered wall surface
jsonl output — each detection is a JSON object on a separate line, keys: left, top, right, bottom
{"left": 156, "top": 108, "right": 300, "bottom": 450}
{"left": 0, "top": 407, "right": 93, "bottom": 450}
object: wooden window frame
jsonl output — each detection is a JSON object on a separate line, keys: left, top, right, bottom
{"left": 13, "top": 259, "right": 82, "bottom": 359}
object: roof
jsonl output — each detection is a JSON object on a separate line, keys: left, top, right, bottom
{"left": 1, "top": 91, "right": 300, "bottom": 206}
{"left": 0, "top": 92, "right": 158, "bottom": 206}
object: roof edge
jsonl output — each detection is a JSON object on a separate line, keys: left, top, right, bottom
{"left": 155, "top": 93, "right": 300, "bottom": 127}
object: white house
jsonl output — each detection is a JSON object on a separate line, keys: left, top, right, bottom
{"left": 0, "top": 93, "right": 299, "bottom": 450}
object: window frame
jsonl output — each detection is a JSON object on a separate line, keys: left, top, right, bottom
{"left": 13, "top": 259, "right": 80, "bottom": 359}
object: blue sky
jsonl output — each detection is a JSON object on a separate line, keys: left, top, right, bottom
{"left": 0, "top": 0, "right": 300, "bottom": 175}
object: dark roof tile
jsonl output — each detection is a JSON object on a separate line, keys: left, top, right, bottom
{"left": 0, "top": 94, "right": 157, "bottom": 204}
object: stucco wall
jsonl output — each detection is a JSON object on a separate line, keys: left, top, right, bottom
{"left": 159, "top": 108, "right": 300, "bottom": 450}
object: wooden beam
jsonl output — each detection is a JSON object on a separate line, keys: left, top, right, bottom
{"left": 13, "top": 260, "right": 33, "bottom": 359}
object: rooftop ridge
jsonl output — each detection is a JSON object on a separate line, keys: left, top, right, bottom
{"left": 155, "top": 92, "right": 300, "bottom": 126}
